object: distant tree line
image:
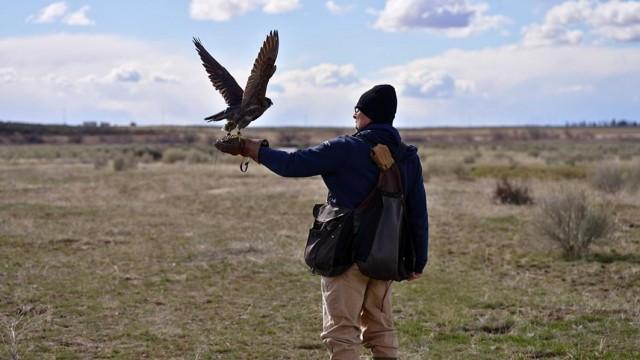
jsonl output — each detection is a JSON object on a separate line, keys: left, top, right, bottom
{"left": 0, "top": 121, "right": 137, "bottom": 135}
{"left": 565, "top": 119, "right": 639, "bottom": 128}
{"left": 0, "top": 121, "right": 194, "bottom": 145}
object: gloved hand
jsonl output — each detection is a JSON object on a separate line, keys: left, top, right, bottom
{"left": 214, "top": 137, "right": 269, "bottom": 163}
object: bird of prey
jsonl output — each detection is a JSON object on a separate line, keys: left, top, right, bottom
{"left": 193, "top": 30, "right": 279, "bottom": 136}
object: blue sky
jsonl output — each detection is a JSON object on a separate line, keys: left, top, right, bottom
{"left": 1, "top": 0, "right": 639, "bottom": 127}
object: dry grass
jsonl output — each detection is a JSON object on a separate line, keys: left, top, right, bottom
{"left": 1, "top": 137, "right": 640, "bottom": 359}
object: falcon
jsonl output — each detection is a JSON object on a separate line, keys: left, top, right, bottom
{"left": 193, "top": 30, "right": 279, "bottom": 136}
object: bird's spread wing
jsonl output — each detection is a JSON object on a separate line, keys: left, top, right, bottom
{"left": 241, "top": 30, "right": 279, "bottom": 108}
{"left": 193, "top": 37, "right": 244, "bottom": 107}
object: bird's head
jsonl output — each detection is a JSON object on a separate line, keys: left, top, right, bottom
{"left": 265, "top": 97, "right": 273, "bottom": 108}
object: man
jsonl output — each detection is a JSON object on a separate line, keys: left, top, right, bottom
{"left": 215, "top": 84, "right": 429, "bottom": 360}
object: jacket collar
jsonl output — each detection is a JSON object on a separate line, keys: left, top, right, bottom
{"left": 354, "top": 123, "right": 401, "bottom": 145}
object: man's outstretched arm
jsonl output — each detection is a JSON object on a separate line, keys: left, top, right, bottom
{"left": 258, "top": 138, "right": 348, "bottom": 178}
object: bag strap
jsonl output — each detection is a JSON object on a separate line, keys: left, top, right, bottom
{"left": 355, "top": 134, "right": 409, "bottom": 165}
{"left": 329, "top": 135, "right": 408, "bottom": 209}
{"left": 356, "top": 141, "right": 406, "bottom": 211}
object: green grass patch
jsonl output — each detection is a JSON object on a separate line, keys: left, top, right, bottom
{"left": 588, "top": 252, "right": 640, "bottom": 264}
{"left": 483, "top": 215, "right": 523, "bottom": 232}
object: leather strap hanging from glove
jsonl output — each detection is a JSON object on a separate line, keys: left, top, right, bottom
{"left": 214, "top": 137, "right": 269, "bottom": 164}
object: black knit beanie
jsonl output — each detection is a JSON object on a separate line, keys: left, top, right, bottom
{"left": 355, "top": 84, "right": 397, "bottom": 124}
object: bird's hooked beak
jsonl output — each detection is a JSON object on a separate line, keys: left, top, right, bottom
{"left": 266, "top": 97, "right": 273, "bottom": 108}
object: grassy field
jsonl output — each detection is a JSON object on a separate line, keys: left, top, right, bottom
{"left": 1, "top": 133, "right": 640, "bottom": 359}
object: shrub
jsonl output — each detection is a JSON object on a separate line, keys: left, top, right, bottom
{"left": 453, "top": 164, "right": 473, "bottom": 181}
{"left": 589, "top": 165, "right": 626, "bottom": 194}
{"left": 493, "top": 177, "right": 533, "bottom": 205}
{"left": 162, "top": 148, "right": 189, "bottom": 164}
{"left": 93, "top": 157, "right": 108, "bottom": 170}
{"left": 535, "top": 190, "right": 615, "bottom": 259}
{"left": 423, "top": 161, "right": 451, "bottom": 180}
{"left": 619, "top": 153, "right": 633, "bottom": 161}
{"left": 628, "top": 165, "right": 640, "bottom": 193}
{"left": 139, "top": 153, "right": 155, "bottom": 164}
{"left": 113, "top": 156, "right": 137, "bottom": 171}
{"left": 463, "top": 155, "right": 476, "bottom": 164}
{"left": 526, "top": 127, "right": 545, "bottom": 140}
{"left": 134, "top": 146, "right": 162, "bottom": 162}
{"left": 113, "top": 157, "right": 125, "bottom": 171}
{"left": 186, "top": 149, "right": 212, "bottom": 164}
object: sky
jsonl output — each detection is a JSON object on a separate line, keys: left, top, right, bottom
{"left": 1, "top": 0, "right": 639, "bottom": 128}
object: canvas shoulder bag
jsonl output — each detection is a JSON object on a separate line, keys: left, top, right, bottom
{"left": 354, "top": 143, "right": 416, "bottom": 281}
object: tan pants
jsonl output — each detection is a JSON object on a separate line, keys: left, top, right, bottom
{"left": 321, "top": 264, "right": 398, "bottom": 360}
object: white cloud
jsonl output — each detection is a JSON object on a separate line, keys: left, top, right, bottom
{"left": 44, "top": 73, "right": 71, "bottom": 86}
{"left": 523, "top": 0, "right": 640, "bottom": 46}
{"left": 26, "top": 2, "right": 95, "bottom": 27}
{"left": 2, "top": 33, "right": 639, "bottom": 127}
{"left": 522, "top": 0, "right": 592, "bottom": 46}
{"left": 373, "top": 0, "right": 509, "bottom": 37}
{"left": 0, "top": 34, "right": 213, "bottom": 125}
{"left": 380, "top": 45, "right": 640, "bottom": 126}
{"left": 262, "top": 0, "right": 300, "bottom": 14}
{"left": 544, "top": 0, "right": 593, "bottom": 26}
{"left": 189, "top": 0, "right": 299, "bottom": 21}
{"left": 151, "top": 73, "right": 180, "bottom": 83}
{"left": 264, "top": 64, "right": 367, "bottom": 127}
{"left": 275, "top": 63, "right": 359, "bottom": 88}
{"left": 326, "top": 1, "right": 354, "bottom": 15}
{"left": 382, "top": 59, "right": 479, "bottom": 100}
{"left": 557, "top": 84, "right": 594, "bottom": 94}
{"left": 403, "top": 72, "right": 458, "bottom": 98}
{"left": 522, "top": 23, "right": 583, "bottom": 47}
{"left": 107, "top": 65, "right": 142, "bottom": 83}
{"left": 591, "top": 0, "right": 640, "bottom": 41}
{"left": 0, "top": 68, "right": 17, "bottom": 83}
{"left": 27, "top": 2, "right": 68, "bottom": 24}
{"left": 190, "top": 0, "right": 257, "bottom": 21}
{"left": 63, "top": 5, "right": 95, "bottom": 26}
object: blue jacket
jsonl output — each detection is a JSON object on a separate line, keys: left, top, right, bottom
{"left": 259, "top": 123, "right": 429, "bottom": 273}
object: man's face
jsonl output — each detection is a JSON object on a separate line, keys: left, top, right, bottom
{"left": 353, "top": 107, "right": 371, "bottom": 131}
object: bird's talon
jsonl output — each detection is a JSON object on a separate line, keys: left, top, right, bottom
{"left": 240, "top": 157, "right": 249, "bottom": 172}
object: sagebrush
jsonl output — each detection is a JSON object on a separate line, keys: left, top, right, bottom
{"left": 589, "top": 165, "right": 626, "bottom": 193}
{"left": 494, "top": 177, "right": 533, "bottom": 205}
{"left": 535, "top": 190, "right": 615, "bottom": 259}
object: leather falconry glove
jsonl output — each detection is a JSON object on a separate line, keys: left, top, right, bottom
{"left": 214, "top": 137, "right": 269, "bottom": 163}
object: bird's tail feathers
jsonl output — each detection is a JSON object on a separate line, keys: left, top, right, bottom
{"left": 205, "top": 108, "right": 231, "bottom": 122}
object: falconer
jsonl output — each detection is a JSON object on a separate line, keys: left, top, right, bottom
{"left": 215, "top": 84, "right": 429, "bottom": 360}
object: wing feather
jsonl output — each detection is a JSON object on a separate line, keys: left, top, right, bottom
{"left": 193, "top": 37, "right": 244, "bottom": 107}
{"left": 241, "top": 30, "right": 279, "bottom": 108}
